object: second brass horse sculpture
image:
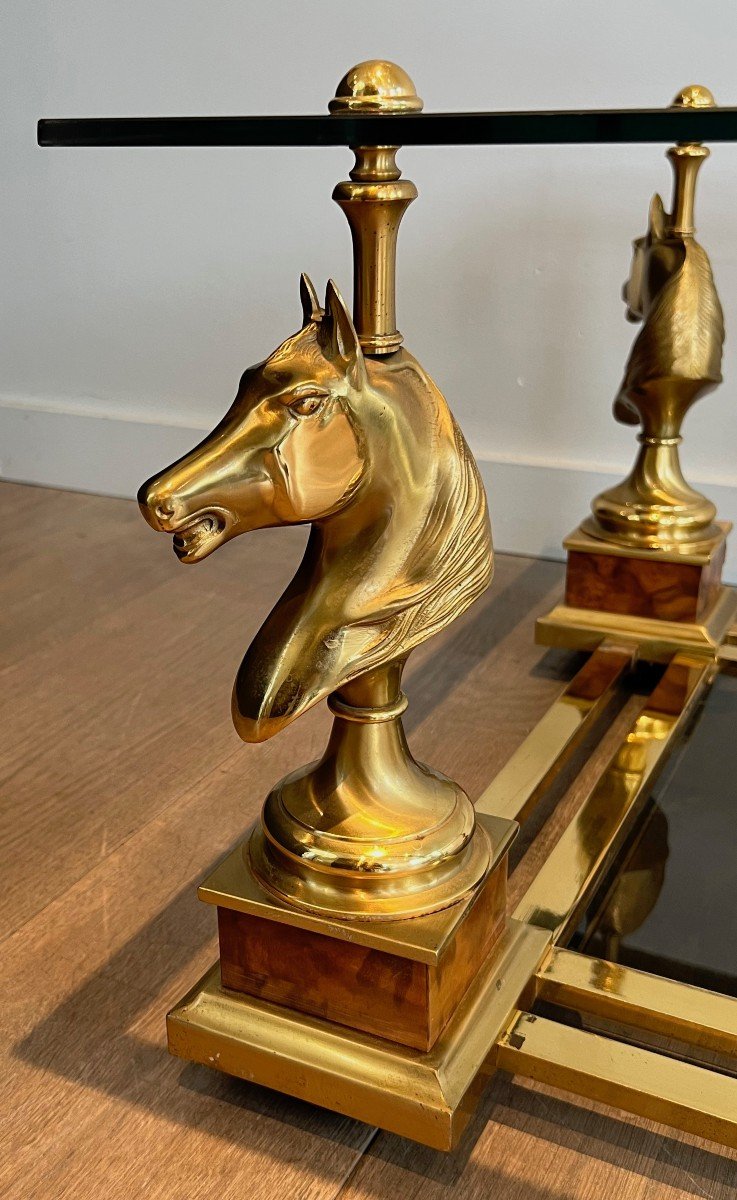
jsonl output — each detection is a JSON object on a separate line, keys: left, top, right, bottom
{"left": 140, "top": 275, "right": 493, "bottom": 918}
{"left": 587, "top": 95, "right": 725, "bottom": 552}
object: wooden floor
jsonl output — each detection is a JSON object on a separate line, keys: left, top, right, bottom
{"left": 2, "top": 479, "right": 735, "bottom": 1200}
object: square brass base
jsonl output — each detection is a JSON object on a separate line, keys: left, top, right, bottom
{"left": 198, "top": 813, "right": 517, "bottom": 964}
{"left": 167, "top": 919, "right": 550, "bottom": 1150}
{"left": 537, "top": 524, "right": 737, "bottom": 661}
{"left": 198, "top": 813, "right": 517, "bottom": 1051}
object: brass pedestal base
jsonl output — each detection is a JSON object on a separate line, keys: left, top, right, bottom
{"left": 537, "top": 524, "right": 737, "bottom": 661}
{"left": 167, "top": 813, "right": 527, "bottom": 1146}
{"left": 168, "top": 920, "right": 549, "bottom": 1150}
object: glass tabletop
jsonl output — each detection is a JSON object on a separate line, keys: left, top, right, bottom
{"left": 575, "top": 671, "right": 737, "bottom": 997}
{"left": 37, "top": 107, "right": 737, "bottom": 148}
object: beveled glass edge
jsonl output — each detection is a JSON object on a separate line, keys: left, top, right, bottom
{"left": 38, "top": 107, "right": 737, "bottom": 148}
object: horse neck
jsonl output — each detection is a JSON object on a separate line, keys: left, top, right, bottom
{"left": 314, "top": 363, "right": 446, "bottom": 609}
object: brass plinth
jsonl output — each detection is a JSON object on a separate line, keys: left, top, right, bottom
{"left": 167, "top": 920, "right": 549, "bottom": 1152}
{"left": 202, "top": 811, "right": 515, "bottom": 1050}
{"left": 537, "top": 524, "right": 737, "bottom": 660}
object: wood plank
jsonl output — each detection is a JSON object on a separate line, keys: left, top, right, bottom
{"left": 338, "top": 1073, "right": 737, "bottom": 1200}
{"left": 0, "top": 738, "right": 373, "bottom": 1200}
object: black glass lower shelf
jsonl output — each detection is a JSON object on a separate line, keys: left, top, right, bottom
{"left": 574, "top": 672, "right": 737, "bottom": 997}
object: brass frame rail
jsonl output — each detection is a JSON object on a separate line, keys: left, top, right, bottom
{"left": 481, "top": 651, "right": 737, "bottom": 1154}
{"left": 476, "top": 642, "right": 633, "bottom": 825}
{"left": 498, "top": 1011, "right": 737, "bottom": 1149}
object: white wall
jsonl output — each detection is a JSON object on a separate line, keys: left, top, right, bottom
{"left": 3, "top": 1, "right": 737, "bottom": 575}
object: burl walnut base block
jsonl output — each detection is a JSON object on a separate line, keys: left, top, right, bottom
{"left": 197, "top": 813, "right": 516, "bottom": 1053}
{"left": 217, "top": 862, "right": 506, "bottom": 1051}
{"left": 537, "top": 523, "right": 737, "bottom": 661}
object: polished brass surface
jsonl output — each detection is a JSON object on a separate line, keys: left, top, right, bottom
{"left": 565, "top": 520, "right": 729, "bottom": 566}
{"left": 166, "top": 921, "right": 551, "bottom": 1151}
{"left": 330, "top": 63, "right": 422, "bottom": 355}
{"left": 537, "top": 947, "right": 737, "bottom": 1057}
{"left": 585, "top": 85, "right": 725, "bottom": 552}
{"left": 328, "top": 61, "right": 423, "bottom": 115}
{"left": 139, "top": 60, "right": 493, "bottom": 920}
{"left": 498, "top": 1011, "right": 737, "bottom": 1151}
{"left": 476, "top": 642, "right": 633, "bottom": 824}
{"left": 513, "top": 653, "right": 713, "bottom": 941}
{"left": 199, "top": 813, "right": 517, "bottom": 957}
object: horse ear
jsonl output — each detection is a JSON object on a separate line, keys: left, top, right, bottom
{"left": 321, "top": 280, "right": 364, "bottom": 383}
{"left": 299, "top": 273, "right": 322, "bottom": 326}
{"left": 648, "top": 193, "right": 666, "bottom": 241}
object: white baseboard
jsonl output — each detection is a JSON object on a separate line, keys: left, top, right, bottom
{"left": 0, "top": 399, "right": 206, "bottom": 503}
{"left": 3, "top": 397, "right": 737, "bottom": 583}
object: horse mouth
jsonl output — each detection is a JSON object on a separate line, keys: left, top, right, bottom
{"left": 171, "top": 511, "right": 228, "bottom": 562}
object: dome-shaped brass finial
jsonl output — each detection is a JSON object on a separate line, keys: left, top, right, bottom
{"left": 666, "top": 84, "right": 716, "bottom": 236}
{"left": 671, "top": 84, "right": 716, "bottom": 109}
{"left": 329, "top": 60, "right": 423, "bottom": 114}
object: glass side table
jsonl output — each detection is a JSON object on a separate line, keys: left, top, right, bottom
{"left": 40, "top": 61, "right": 737, "bottom": 1152}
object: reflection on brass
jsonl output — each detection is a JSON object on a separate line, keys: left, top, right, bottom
{"left": 477, "top": 641, "right": 633, "bottom": 825}
{"left": 514, "top": 654, "right": 712, "bottom": 942}
{"left": 586, "top": 85, "right": 725, "bottom": 552}
{"left": 167, "top": 921, "right": 551, "bottom": 1151}
{"left": 538, "top": 947, "right": 737, "bottom": 1058}
{"left": 584, "top": 803, "right": 669, "bottom": 962}
{"left": 498, "top": 1010, "right": 737, "bottom": 1151}
{"left": 139, "top": 60, "right": 494, "bottom": 920}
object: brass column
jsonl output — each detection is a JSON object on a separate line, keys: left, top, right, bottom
{"left": 329, "top": 60, "right": 421, "bottom": 354}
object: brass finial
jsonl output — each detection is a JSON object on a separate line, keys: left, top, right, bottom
{"left": 668, "top": 84, "right": 716, "bottom": 236}
{"left": 329, "top": 60, "right": 423, "bottom": 114}
{"left": 671, "top": 83, "right": 716, "bottom": 110}
{"left": 330, "top": 62, "right": 421, "bottom": 354}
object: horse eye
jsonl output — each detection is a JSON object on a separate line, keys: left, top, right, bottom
{"left": 289, "top": 391, "right": 327, "bottom": 417}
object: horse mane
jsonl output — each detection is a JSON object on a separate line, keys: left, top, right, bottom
{"left": 620, "top": 238, "right": 724, "bottom": 397}
{"left": 352, "top": 415, "right": 493, "bottom": 676}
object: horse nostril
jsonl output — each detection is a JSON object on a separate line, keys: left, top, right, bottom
{"left": 155, "top": 501, "right": 176, "bottom": 521}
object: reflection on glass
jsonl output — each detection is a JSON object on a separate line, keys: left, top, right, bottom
{"left": 575, "top": 673, "right": 737, "bottom": 997}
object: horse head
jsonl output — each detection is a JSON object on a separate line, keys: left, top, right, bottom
{"left": 615, "top": 193, "right": 723, "bottom": 430}
{"left": 621, "top": 193, "right": 669, "bottom": 325}
{"left": 139, "top": 276, "right": 367, "bottom": 563}
{"left": 140, "top": 275, "right": 492, "bottom": 743}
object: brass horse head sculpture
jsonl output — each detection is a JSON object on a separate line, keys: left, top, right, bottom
{"left": 586, "top": 89, "right": 725, "bottom": 551}
{"left": 140, "top": 276, "right": 493, "bottom": 918}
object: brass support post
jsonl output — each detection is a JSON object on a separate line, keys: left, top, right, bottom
{"left": 330, "top": 61, "right": 422, "bottom": 354}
